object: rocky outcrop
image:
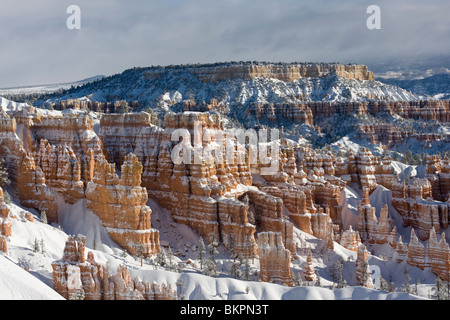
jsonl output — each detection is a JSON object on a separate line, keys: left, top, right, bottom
{"left": 401, "top": 228, "right": 450, "bottom": 282}
{"left": 16, "top": 151, "right": 59, "bottom": 223}
{"left": 247, "top": 190, "right": 296, "bottom": 252}
{"left": 339, "top": 226, "right": 361, "bottom": 252}
{"left": 28, "top": 113, "right": 103, "bottom": 160}
{"left": 257, "top": 232, "right": 292, "bottom": 285}
{"left": 373, "top": 156, "right": 398, "bottom": 190}
{"left": 52, "top": 235, "right": 176, "bottom": 300}
{"left": 303, "top": 249, "right": 316, "bottom": 282}
{"left": 357, "top": 190, "right": 397, "bottom": 245}
{"left": 85, "top": 153, "right": 160, "bottom": 257}
{"left": 392, "top": 179, "right": 446, "bottom": 241}
{"left": 426, "top": 155, "right": 450, "bottom": 202}
{"left": 355, "top": 244, "right": 373, "bottom": 288}
{"left": 0, "top": 187, "right": 10, "bottom": 254}
{"left": 354, "top": 148, "right": 377, "bottom": 192}
{"left": 33, "top": 140, "right": 85, "bottom": 204}
{"left": 186, "top": 62, "right": 374, "bottom": 82}
{"left": 217, "top": 197, "right": 257, "bottom": 259}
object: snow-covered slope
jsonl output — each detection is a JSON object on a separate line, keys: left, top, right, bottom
{"left": 378, "top": 73, "right": 450, "bottom": 100}
{"left": 0, "top": 255, "right": 63, "bottom": 300}
{"left": 1, "top": 189, "right": 434, "bottom": 300}
{"left": 31, "top": 63, "right": 423, "bottom": 111}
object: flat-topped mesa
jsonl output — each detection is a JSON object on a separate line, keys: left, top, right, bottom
{"left": 186, "top": 62, "right": 374, "bottom": 82}
{"left": 85, "top": 153, "right": 160, "bottom": 257}
{"left": 257, "top": 232, "right": 292, "bottom": 286}
{"left": 392, "top": 178, "right": 447, "bottom": 241}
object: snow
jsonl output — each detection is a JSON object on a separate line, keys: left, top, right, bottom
{"left": 0, "top": 179, "right": 435, "bottom": 300}
{"left": 0, "top": 255, "right": 63, "bottom": 300}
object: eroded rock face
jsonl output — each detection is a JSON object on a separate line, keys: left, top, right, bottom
{"left": 28, "top": 113, "right": 103, "bottom": 159}
{"left": 52, "top": 235, "right": 176, "bottom": 300}
{"left": 16, "top": 151, "right": 59, "bottom": 223}
{"left": 356, "top": 244, "right": 373, "bottom": 288}
{"left": 0, "top": 187, "right": 10, "bottom": 254}
{"left": 402, "top": 228, "right": 450, "bottom": 281}
{"left": 85, "top": 153, "right": 160, "bottom": 257}
{"left": 303, "top": 249, "right": 316, "bottom": 282}
{"left": 392, "top": 178, "right": 445, "bottom": 241}
{"left": 340, "top": 226, "right": 361, "bottom": 252}
{"left": 33, "top": 140, "right": 85, "bottom": 204}
{"left": 426, "top": 155, "right": 450, "bottom": 202}
{"left": 257, "top": 232, "right": 292, "bottom": 285}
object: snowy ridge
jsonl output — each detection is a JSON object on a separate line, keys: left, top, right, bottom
{"left": 29, "top": 63, "right": 424, "bottom": 111}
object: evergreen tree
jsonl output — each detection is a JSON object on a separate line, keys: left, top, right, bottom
{"left": 134, "top": 244, "right": 147, "bottom": 267}
{"left": 176, "top": 278, "right": 186, "bottom": 300}
{"left": 40, "top": 210, "right": 48, "bottom": 224}
{"left": 155, "top": 248, "right": 167, "bottom": 268}
{"left": 315, "top": 271, "right": 321, "bottom": 287}
{"left": 400, "top": 273, "right": 411, "bottom": 293}
{"left": 379, "top": 276, "right": 389, "bottom": 292}
{"left": 198, "top": 237, "right": 206, "bottom": 271}
{"left": 33, "top": 238, "right": 40, "bottom": 253}
{"left": 40, "top": 239, "right": 46, "bottom": 255}
{"left": 0, "top": 158, "right": 10, "bottom": 189}
{"left": 434, "top": 276, "right": 448, "bottom": 300}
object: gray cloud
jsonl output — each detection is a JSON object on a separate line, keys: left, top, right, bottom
{"left": 0, "top": 0, "right": 448, "bottom": 87}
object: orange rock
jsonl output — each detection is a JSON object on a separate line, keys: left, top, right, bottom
{"left": 86, "top": 153, "right": 160, "bottom": 257}
{"left": 356, "top": 244, "right": 373, "bottom": 288}
{"left": 303, "top": 249, "right": 316, "bottom": 282}
{"left": 257, "top": 232, "right": 292, "bottom": 285}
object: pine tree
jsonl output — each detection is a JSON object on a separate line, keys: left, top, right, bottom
{"left": 40, "top": 239, "right": 46, "bottom": 255}
{"left": 198, "top": 237, "right": 206, "bottom": 271}
{"left": 134, "top": 244, "right": 147, "bottom": 267}
{"left": 242, "top": 256, "right": 251, "bottom": 281}
{"left": 40, "top": 210, "right": 48, "bottom": 224}
{"left": 156, "top": 248, "right": 167, "bottom": 268}
{"left": 0, "top": 158, "right": 10, "bottom": 189}
{"left": 400, "top": 273, "right": 411, "bottom": 293}
{"left": 379, "top": 276, "right": 389, "bottom": 292}
{"left": 315, "top": 271, "right": 322, "bottom": 287}
{"left": 434, "top": 276, "right": 448, "bottom": 300}
{"left": 33, "top": 238, "right": 40, "bottom": 253}
{"left": 167, "top": 246, "right": 174, "bottom": 269}
{"left": 176, "top": 278, "right": 186, "bottom": 300}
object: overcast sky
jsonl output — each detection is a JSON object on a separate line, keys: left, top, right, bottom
{"left": 0, "top": 0, "right": 448, "bottom": 87}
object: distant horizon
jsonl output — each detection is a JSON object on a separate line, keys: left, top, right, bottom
{"left": 2, "top": 57, "right": 449, "bottom": 90}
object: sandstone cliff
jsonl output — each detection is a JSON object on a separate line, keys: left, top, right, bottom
{"left": 85, "top": 153, "right": 160, "bottom": 257}
{"left": 52, "top": 235, "right": 176, "bottom": 300}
